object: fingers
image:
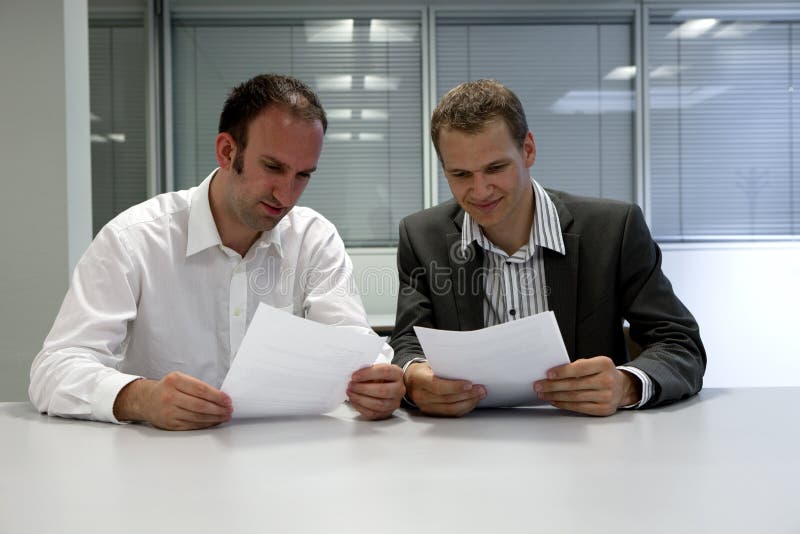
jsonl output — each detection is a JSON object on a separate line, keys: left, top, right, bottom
{"left": 533, "top": 356, "right": 624, "bottom": 417}
{"left": 547, "top": 401, "right": 618, "bottom": 417}
{"left": 351, "top": 363, "right": 403, "bottom": 383}
{"left": 544, "top": 356, "right": 614, "bottom": 380}
{"left": 347, "top": 390, "right": 399, "bottom": 420}
{"left": 404, "top": 362, "right": 485, "bottom": 417}
{"left": 348, "top": 364, "right": 405, "bottom": 420}
{"left": 347, "top": 379, "right": 405, "bottom": 401}
{"left": 168, "top": 371, "right": 232, "bottom": 408}
{"left": 419, "top": 393, "right": 484, "bottom": 418}
{"left": 147, "top": 372, "right": 233, "bottom": 430}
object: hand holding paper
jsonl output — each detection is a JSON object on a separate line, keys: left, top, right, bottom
{"left": 413, "top": 311, "right": 570, "bottom": 408}
{"left": 221, "top": 303, "right": 386, "bottom": 418}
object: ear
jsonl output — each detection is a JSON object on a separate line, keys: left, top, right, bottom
{"left": 523, "top": 130, "right": 536, "bottom": 168}
{"left": 215, "top": 132, "right": 237, "bottom": 170}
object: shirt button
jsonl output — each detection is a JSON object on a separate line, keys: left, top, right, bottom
{"left": 235, "top": 265, "right": 244, "bottom": 274}
{"left": 233, "top": 307, "right": 242, "bottom": 317}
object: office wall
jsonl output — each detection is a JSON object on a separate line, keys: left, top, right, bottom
{"left": 0, "top": 0, "right": 91, "bottom": 401}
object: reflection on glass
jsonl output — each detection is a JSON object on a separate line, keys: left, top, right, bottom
{"left": 316, "top": 75, "right": 352, "bottom": 91}
{"left": 667, "top": 18, "right": 719, "bottom": 39}
{"left": 327, "top": 109, "right": 353, "bottom": 119}
{"left": 364, "top": 75, "right": 399, "bottom": 91}
{"left": 369, "top": 19, "right": 418, "bottom": 42}
{"left": 604, "top": 66, "right": 636, "bottom": 80}
{"left": 361, "top": 109, "right": 388, "bottom": 120}
{"left": 304, "top": 19, "right": 353, "bottom": 43}
{"left": 550, "top": 90, "right": 634, "bottom": 114}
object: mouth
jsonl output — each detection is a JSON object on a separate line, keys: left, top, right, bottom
{"left": 260, "top": 201, "right": 284, "bottom": 216}
{"left": 470, "top": 198, "right": 501, "bottom": 212}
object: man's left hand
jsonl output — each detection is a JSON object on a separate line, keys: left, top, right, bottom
{"left": 533, "top": 356, "right": 641, "bottom": 416}
{"left": 347, "top": 363, "right": 405, "bottom": 420}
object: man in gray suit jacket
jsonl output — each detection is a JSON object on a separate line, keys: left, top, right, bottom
{"left": 391, "top": 79, "right": 705, "bottom": 417}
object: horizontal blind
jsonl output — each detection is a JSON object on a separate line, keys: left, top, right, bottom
{"left": 172, "top": 15, "right": 424, "bottom": 247}
{"left": 649, "top": 11, "right": 800, "bottom": 239}
{"left": 435, "top": 13, "right": 635, "bottom": 205}
{"left": 89, "top": 21, "right": 148, "bottom": 236}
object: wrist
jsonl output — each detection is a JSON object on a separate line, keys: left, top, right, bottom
{"left": 113, "top": 378, "right": 154, "bottom": 422}
{"left": 618, "top": 370, "right": 642, "bottom": 407}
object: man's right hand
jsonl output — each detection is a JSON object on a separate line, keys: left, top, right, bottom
{"left": 113, "top": 371, "right": 233, "bottom": 430}
{"left": 404, "top": 362, "right": 486, "bottom": 417}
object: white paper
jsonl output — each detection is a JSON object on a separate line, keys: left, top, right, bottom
{"left": 413, "top": 311, "right": 570, "bottom": 408}
{"left": 221, "top": 303, "right": 385, "bottom": 418}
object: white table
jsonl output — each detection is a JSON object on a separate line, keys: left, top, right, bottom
{"left": 1, "top": 388, "right": 797, "bottom": 534}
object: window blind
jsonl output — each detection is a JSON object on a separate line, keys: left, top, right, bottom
{"left": 171, "top": 14, "right": 424, "bottom": 246}
{"left": 649, "top": 10, "right": 800, "bottom": 239}
{"left": 435, "top": 12, "right": 635, "bottom": 206}
{"left": 89, "top": 20, "right": 148, "bottom": 236}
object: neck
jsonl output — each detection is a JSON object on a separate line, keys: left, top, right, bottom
{"left": 208, "top": 170, "right": 261, "bottom": 257}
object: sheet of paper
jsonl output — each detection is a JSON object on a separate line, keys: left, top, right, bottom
{"left": 414, "top": 311, "right": 570, "bottom": 408}
{"left": 221, "top": 302, "right": 385, "bottom": 418}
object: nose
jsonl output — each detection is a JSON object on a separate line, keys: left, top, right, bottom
{"left": 472, "top": 172, "right": 493, "bottom": 199}
{"left": 271, "top": 172, "right": 296, "bottom": 206}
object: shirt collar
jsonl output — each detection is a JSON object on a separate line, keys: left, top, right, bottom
{"left": 461, "top": 176, "right": 565, "bottom": 258}
{"left": 186, "top": 169, "right": 284, "bottom": 258}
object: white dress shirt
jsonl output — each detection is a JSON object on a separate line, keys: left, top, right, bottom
{"left": 29, "top": 170, "right": 391, "bottom": 423}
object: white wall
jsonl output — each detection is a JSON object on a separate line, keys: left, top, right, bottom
{"left": 0, "top": 0, "right": 91, "bottom": 401}
{"left": 661, "top": 245, "right": 800, "bottom": 387}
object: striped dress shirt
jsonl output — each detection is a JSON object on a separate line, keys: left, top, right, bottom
{"left": 460, "top": 178, "right": 653, "bottom": 408}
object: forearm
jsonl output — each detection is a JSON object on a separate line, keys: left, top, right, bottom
{"left": 29, "top": 347, "right": 142, "bottom": 422}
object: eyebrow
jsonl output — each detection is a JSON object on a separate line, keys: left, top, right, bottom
{"left": 260, "top": 155, "right": 317, "bottom": 175}
{"left": 445, "top": 158, "right": 509, "bottom": 173}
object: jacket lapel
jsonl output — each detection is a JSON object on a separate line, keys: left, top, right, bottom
{"left": 544, "top": 192, "right": 579, "bottom": 358}
{"left": 447, "top": 211, "right": 484, "bottom": 331}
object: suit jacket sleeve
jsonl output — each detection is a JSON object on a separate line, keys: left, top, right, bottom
{"left": 390, "top": 218, "right": 430, "bottom": 369}
{"left": 618, "top": 204, "right": 706, "bottom": 406}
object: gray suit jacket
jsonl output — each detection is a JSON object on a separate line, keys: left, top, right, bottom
{"left": 390, "top": 190, "right": 706, "bottom": 407}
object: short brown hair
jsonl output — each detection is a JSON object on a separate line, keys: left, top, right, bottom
{"left": 430, "top": 79, "right": 528, "bottom": 159}
{"left": 219, "top": 74, "right": 327, "bottom": 172}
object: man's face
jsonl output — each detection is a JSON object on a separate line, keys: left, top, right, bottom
{"left": 225, "top": 105, "right": 324, "bottom": 232}
{"left": 439, "top": 119, "right": 536, "bottom": 235}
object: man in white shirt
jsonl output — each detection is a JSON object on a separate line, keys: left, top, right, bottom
{"left": 30, "top": 73, "right": 405, "bottom": 430}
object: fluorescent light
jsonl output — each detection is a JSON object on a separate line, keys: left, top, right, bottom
{"left": 363, "top": 75, "right": 399, "bottom": 91}
{"left": 304, "top": 19, "right": 353, "bottom": 43}
{"left": 90, "top": 134, "right": 108, "bottom": 143}
{"left": 649, "top": 86, "right": 730, "bottom": 110}
{"left": 550, "top": 90, "right": 635, "bottom": 114}
{"left": 108, "top": 133, "right": 126, "bottom": 143}
{"left": 649, "top": 65, "right": 683, "bottom": 79}
{"left": 712, "top": 22, "right": 766, "bottom": 39}
{"left": 604, "top": 66, "right": 636, "bottom": 81}
{"left": 361, "top": 109, "right": 388, "bottom": 120}
{"left": 369, "top": 19, "right": 418, "bottom": 42}
{"left": 327, "top": 132, "right": 353, "bottom": 141}
{"left": 90, "top": 112, "right": 102, "bottom": 123}
{"left": 316, "top": 75, "right": 352, "bottom": 91}
{"left": 667, "top": 19, "right": 719, "bottom": 39}
{"left": 358, "top": 133, "right": 384, "bottom": 141}
{"left": 327, "top": 109, "right": 353, "bottom": 119}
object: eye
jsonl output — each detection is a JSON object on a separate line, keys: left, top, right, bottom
{"left": 264, "top": 162, "right": 281, "bottom": 172}
{"left": 486, "top": 163, "right": 508, "bottom": 173}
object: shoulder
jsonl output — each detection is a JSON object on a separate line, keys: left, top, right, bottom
{"left": 545, "top": 188, "right": 640, "bottom": 233}
{"left": 104, "top": 188, "right": 193, "bottom": 237}
{"left": 400, "top": 198, "right": 462, "bottom": 234}
{"left": 281, "top": 205, "right": 342, "bottom": 244}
